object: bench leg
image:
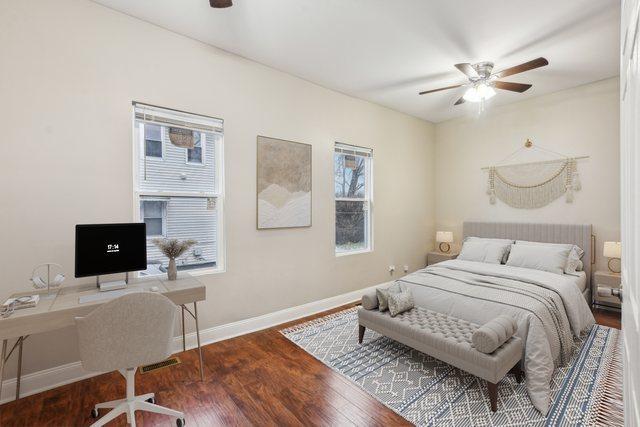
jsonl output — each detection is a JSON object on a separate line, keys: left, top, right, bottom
{"left": 487, "top": 381, "right": 498, "bottom": 412}
{"left": 510, "top": 363, "right": 524, "bottom": 384}
{"left": 358, "top": 325, "right": 365, "bottom": 344}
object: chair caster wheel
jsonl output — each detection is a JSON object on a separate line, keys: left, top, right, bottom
{"left": 146, "top": 397, "right": 155, "bottom": 404}
{"left": 176, "top": 418, "right": 186, "bottom": 427}
{"left": 90, "top": 408, "right": 99, "bottom": 418}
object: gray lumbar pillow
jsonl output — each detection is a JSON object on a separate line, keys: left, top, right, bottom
{"left": 472, "top": 315, "right": 518, "bottom": 354}
{"left": 376, "top": 283, "right": 405, "bottom": 311}
{"left": 387, "top": 290, "right": 414, "bottom": 317}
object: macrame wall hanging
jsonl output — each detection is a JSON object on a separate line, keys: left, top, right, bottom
{"left": 483, "top": 139, "right": 589, "bottom": 209}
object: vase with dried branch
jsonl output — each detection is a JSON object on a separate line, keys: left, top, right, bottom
{"left": 152, "top": 238, "right": 197, "bottom": 281}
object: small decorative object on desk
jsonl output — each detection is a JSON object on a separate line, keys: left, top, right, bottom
{"left": 152, "top": 238, "right": 197, "bottom": 281}
{"left": 1, "top": 295, "right": 40, "bottom": 318}
{"left": 31, "top": 263, "right": 65, "bottom": 296}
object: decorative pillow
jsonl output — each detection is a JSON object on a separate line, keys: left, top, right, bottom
{"left": 515, "top": 241, "right": 584, "bottom": 274}
{"left": 387, "top": 290, "right": 414, "bottom": 317}
{"left": 472, "top": 315, "right": 518, "bottom": 354}
{"left": 376, "top": 283, "right": 405, "bottom": 312}
{"left": 505, "top": 244, "right": 570, "bottom": 275}
{"left": 465, "top": 237, "right": 514, "bottom": 263}
{"left": 458, "top": 241, "right": 510, "bottom": 264}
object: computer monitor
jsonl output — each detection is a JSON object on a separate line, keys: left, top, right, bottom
{"left": 75, "top": 223, "right": 147, "bottom": 279}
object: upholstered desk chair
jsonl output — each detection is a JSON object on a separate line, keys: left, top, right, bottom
{"left": 76, "top": 292, "right": 186, "bottom": 427}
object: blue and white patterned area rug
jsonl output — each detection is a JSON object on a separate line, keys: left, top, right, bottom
{"left": 281, "top": 308, "right": 623, "bottom": 426}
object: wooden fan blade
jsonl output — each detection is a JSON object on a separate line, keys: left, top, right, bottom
{"left": 493, "top": 57, "right": 548, "bottom": 79}
{"left": 210, "top": 0, "right": 233, "bottom": 7}
{"left": 419, "top": 84, "right": 462, "bottom": 95}
{"left": 494, "top": 81, "right": 532, "bottom": 93}
{"left": 454, "top": 63, "right": 479, "bottom": 79}
{"left": 454, "top": 96, "right": 465, "bottom": 105}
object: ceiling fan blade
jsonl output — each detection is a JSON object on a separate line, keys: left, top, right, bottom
{"left": 494, "top": 81, "right": 533, "bottom": 93}
{"left": 419, "top": 84, "right": 463, "bottom": 95}
{"left": 493, "top": 57, "right": 548, "bottom": 79}
{"left": 210, "top": 0, "right": 233, "bottom": 7}
{"left": 454, "top": 63, "right": 479, "bottom": 79}
{"left": 454, "top": 96, "right": 465, "bottom": 106}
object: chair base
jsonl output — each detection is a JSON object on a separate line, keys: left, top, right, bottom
{"left": 89, "top": 368, "right": 185, "bottom": 427}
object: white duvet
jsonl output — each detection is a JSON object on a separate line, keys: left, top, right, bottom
{"left": 397, "top": 259, "right": 595, "bottom": 414}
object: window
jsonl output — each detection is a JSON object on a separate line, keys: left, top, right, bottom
{"left": 334, "top": 143, "right": 373, "bottom": 255}
{"left": 134, "top": 103, "right": 225, "bottom": 275}
{"left": 144, "top": 123, "right": 163, "bottom": 158}
{"left": 187, "top": 132, "right": 204, "bottom": 164}
{"left": 141, "top": 200, "right": 166, "bottom": 237}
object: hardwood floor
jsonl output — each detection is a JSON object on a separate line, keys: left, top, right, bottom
{"left": 0, "top": 304, "right": 621, "bottom": 426}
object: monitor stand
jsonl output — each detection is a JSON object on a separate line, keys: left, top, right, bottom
{"left": 96, "top": 272, "right": 129, "bottom": 292}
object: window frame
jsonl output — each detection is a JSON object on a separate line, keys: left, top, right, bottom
{"left": 143, "top": 123, "right": 164, "bottom": 160}
{"left": 132, "top": 103, "right": 226, "bottom": 276}
{"left": 334, "top": 143, "right": 373, "bottom": 256}
{"left": 140, "top": 199, "right": 167, "bottom": 238}
{"left": 185, "top": 132, "right": 205, "bottom": 166}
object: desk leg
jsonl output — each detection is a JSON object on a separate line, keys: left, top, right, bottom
{"left": 194, "top": 302, "right": 204, "bottom": 381}
{"left": 15, "top": 337, "right": 23, "bottom": 400}
{"left": 0, "top": 340, "right": 6, "bottom": 402}
{"left": 181, "top": 306, "right": 186, "bottom": 353}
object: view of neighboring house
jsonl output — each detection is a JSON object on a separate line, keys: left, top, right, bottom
{"left": 135, "top": 121, "right": 220, "bottom": 275}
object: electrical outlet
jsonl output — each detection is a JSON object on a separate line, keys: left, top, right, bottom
{"left": 388, "top": 265, "right": 395, "bottom": 274}
{"left": 403, "top": 265, "right": 409, "bottom": 273}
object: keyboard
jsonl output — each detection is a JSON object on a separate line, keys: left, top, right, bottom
{"left": 78, "top": 288, "right": 144, "bottom": 304}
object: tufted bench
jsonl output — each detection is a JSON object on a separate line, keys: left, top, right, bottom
{"left": 358, "top": 306, "right": 523, "bottom": 412}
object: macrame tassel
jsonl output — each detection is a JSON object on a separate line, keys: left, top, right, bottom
{"left": 566, "top": 188, "right": 574, "bottom": 203}
{"left": 573, "top": 171, "right": 582, "bottom": 191}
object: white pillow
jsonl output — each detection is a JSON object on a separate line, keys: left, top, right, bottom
{"left": 465, "top": 237, "right": 514, "bottom": 263}
{"left": 506, "top": 244, "right": 570, "bottom": 275}
{"left": 458, "top": 241, "right": 509, "bottom": 264}
{"left": 515, "top": 240, "right": 584, "bottom": 274}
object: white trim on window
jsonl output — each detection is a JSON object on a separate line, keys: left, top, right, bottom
{"left": 133, "top": 103, "right": 226, "bottom": 276}
{"left": 142, "top": 122, "right": 164, "bottom": 160}
{"left": 334, "top": 143, "right": 373, "bottom": 256}
{"left": 140, "top": 199, "right": 167, "bottom": 238}
{"left": 185, "top": 132, "right": 205, "bottom": 165}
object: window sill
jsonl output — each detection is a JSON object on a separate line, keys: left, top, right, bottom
{"left": 335, "top": 248, "right": 372, "bottom": 257}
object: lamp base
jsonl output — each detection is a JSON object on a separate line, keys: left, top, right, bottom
{"left": 439, "top": 242, "right": 451, "bottom": 253}
{"left": 607, "top": 258, "right": 621, "bottom": 274}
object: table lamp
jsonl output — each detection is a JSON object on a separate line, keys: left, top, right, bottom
{"left": 603, "top": 241, "right": 621, "bottom": 273}
{"left": 436, "top": 231, "right": 453, "bottom": 253}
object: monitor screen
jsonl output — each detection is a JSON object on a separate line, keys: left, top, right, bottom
{"left": 75, "top": 223, "right": 147, "bottom": 277}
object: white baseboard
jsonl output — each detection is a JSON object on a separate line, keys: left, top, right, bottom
{"left": 0, "top": 284, "right": 374, "bottom": 404}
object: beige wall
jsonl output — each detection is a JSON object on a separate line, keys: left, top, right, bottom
{"left": 0, "top": 0, "right": 435, "bottom": 375}
{"left": 434, "top": 78, "right": 620, "bottom": 270}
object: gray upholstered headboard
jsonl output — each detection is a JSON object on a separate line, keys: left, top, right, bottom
{"left": 462, "top": 221, "right": 594, "bottom": 299}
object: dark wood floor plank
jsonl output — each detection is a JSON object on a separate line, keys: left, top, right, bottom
{"left": 0, "top": 303, "right": 620, "bottom": 426}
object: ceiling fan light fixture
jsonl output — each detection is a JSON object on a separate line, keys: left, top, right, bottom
{"left": 463, "top": 83, "right": 496, "bottom": 103}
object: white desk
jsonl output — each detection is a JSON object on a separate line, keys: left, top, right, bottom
{"left": 0, "top": 274, "right": 206, "bottom": 402}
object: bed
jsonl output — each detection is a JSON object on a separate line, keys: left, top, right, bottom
{"left": 386, "top": 222, "right": 596, "bottom": 415}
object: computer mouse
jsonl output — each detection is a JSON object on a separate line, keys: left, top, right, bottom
{"left": 150, "top": 286, "right": 159, "bottom": 292}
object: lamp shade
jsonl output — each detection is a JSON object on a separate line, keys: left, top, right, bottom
{"left": 603, "top": 241, "right": 621, "bottom": 258}
{"left": 436, "top": 231, "right": 454, "bottom": 243}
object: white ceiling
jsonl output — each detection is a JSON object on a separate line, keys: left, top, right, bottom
{"left": 93, "top": 0, "right": 620, "bottom": 123}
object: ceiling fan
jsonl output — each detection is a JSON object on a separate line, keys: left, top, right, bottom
{"left": 418, "top": 57, "right": 549, "bottom": 106}
{"left": 210, "top": 0, "right": 233, "bottom": 7}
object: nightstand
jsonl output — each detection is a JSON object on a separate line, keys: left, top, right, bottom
{"left": 427, "top": 251, "right": 459, "bottom": 266}
{"left": 592, "top": 270, "right": 622, "bottom": 310}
